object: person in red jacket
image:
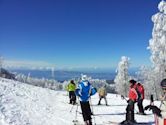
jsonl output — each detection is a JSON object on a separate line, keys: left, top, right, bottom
{"left": 122, "top": 79, "right": 138, "bottom": 124}
{"left": 136, "top": 82, "right": 145, "bottom": 115}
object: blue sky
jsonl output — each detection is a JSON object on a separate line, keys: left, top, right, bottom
{"left": 0, "top": 0, "right": 161, "bottom": 70}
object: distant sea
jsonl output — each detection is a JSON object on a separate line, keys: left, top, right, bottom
{"left": 9, "top": 69, "right": 116, "bottom": 82}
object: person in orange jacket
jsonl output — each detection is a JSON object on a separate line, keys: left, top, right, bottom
{"left": 136, "top": 82, "right": 145, "bottom": 115}
{"left": 121, "top": 79, "right": 138, "bottom": 124}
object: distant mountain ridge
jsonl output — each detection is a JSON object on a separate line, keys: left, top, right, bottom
{"left": 9, "top": 69, "right": 116, "bottom": 81}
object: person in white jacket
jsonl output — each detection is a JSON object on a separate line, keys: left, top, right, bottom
{"left": 158, "top": 79, "right": 166, "bottom": 125}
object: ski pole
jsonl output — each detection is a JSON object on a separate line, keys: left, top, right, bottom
{"left": 121, "top": 95, "right": 128, "bottom": 102}
{"left": 73, "top": 97, "right": 79, "bottom": 125}
{"left": 75, "top": 97, "right": 79, "bottom": 121}
{"left": 70, "top": 104, "right": 75, "bottom": 112}
{"left": 90, "top": 97, "right": 96, "bottom": 125}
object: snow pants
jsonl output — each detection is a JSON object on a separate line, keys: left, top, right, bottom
{"left": 137, "top": 99, "right": 144, "bottom": 114}
{"left": 98, "top": 96, "right": 107, "bottom": 105}
{"left": 158, "top": 109, "right": 166, "bottom": 125}
{"left": 157, "top": 101, "right": 166, "bottom": 125}
{"left": 80, "top": 101, "right": 92, "bottom": 125}
{"left": 126, "top": 100, "right": 135, "bottom": 122}
{"left": 158, "top": 113, "right": 166, "bottom": 125}
{"left": 69, "top": 91, "right": 76, "bottom": 104}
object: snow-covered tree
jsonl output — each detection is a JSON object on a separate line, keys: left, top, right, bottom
{"left": 146, "top": 0, "right": 166, "bottom": 99}
{"left": 0, "top": 56, "right": 4, "bottom": 72}
{"left": 137, "top": 66, "right": 157, "bottom": 98}
{"left": 114, "top": 56, "right": 130, "bottom": 96}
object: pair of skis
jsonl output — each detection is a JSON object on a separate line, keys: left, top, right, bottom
{"left": 106, "top": 121, "right": 153, "bottom": 125}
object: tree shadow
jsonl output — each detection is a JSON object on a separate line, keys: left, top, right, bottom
{"left": 92, "top": 104, "right": 127, "bottom": 107}
{"left": 108, "top": 104, "right": 127, "bottom": 107}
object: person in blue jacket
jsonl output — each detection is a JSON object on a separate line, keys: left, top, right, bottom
{"left": 75, "top": 75, "right": 97, "bottom": 125}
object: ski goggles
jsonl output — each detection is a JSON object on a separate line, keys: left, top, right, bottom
{"left": 162, "top": 87, "right": 166, "bottom": 90}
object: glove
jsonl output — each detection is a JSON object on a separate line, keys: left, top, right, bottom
{"left": 127, "top": 100, "right": 129, "bottom": 103}
{"left": 121, "top": 95, "right": 125, "bottom": 99}
{"left": 128, "top": 99, "right": 134, "bottom": 105}
{"left": 94, "top": 87, "right": 97, "bottom": 92}
{"left": 90, "top": 87, "right": 97, "bottom": 96}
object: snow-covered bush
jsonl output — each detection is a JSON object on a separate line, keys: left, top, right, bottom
{"left": 16, "top": 73, "right": 63, "bottom": 90}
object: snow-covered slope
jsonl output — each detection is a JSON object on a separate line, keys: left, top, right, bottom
{"left": 0, "top": 78, "right": 157, "bottom": 125}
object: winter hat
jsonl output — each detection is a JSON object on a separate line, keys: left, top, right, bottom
{"left": 137, "top": 82, "right": 141, "bottom": 86}
{"left": 70, "top": 80, "right": 74, "bottom": 84}
{"left": 129, "top": 79, "right": 137, "bottom": 85}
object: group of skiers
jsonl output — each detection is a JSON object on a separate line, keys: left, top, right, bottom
{"left": 126, "top": 79, "right": 166, "bottom": 125}
{"left": 66, "top": 76, "right": 166, "bottom": 125}
{"left": 121, "top": 79, "right": 145, "bottom": 124}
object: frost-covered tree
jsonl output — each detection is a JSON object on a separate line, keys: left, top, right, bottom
{"left": 0, "top": 56, "right": 4, "bottom": 72}
{"left": 0, "top": 56, "right": 5, "bottom": 78}
{"left": 146, "top": 0, "right": 166, "bottom": 99}
{"left": 137, "top": 66, "right": 157, "bottom": 98}
{"left": 114, "top": 56, "right": 130, "bottom": 96}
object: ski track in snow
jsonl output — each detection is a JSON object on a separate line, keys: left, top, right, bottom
{"left": 0, "top": 78, "right": 158, "bottom": 125}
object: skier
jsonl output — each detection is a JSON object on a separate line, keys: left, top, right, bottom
{"left": 136, "top": 82, "right": 145, "bottom": 115}
{"left": 98, "top": 85, "right": 108, "bottom": 106}
{"left": 144, "top": 79, "right": 166, "bottom": 125}
{"left": 121, "top": 79, "right": 138, "bottom": 124}
{"left": 67, "top": 80, "right": 76, "bottom": 105}
{"left": 75, "top": 75, "right": 97, "bottom": 125}
{"left": 158, "top": 79, "right": 166, "bottom": 125}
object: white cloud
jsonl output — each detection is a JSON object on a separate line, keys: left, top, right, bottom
{"left": 3, "top": 60, "right": 56, "bottom": 70}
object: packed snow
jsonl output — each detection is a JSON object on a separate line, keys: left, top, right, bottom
{"left": 0, "top": 78, "right": 159, "bottom": 125}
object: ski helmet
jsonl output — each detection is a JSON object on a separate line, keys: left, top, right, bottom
{"left": 81, "top": 75, "right": 87, "bottom": 81}
{"left": 161, "top": 79, "right": 166, "bottom": 88}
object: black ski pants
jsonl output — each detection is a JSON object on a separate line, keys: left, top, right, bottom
{"left": 137, "top": 99, "right": 144, "bottom": 113}
{"left": 80, "top": 101, "right": 92, "bottom": 124}
{"left": 69, "top": 91, "right": 76, "bottom": 104}
{"left": 126, "top": 99, "right": 135, "bottom": 122}
{"left": 98, "top": 96, "right": 107, "bottom": 105}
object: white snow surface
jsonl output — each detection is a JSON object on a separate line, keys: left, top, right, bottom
{"left": 0, "top": 78, "right": 158, "bottom": 125}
